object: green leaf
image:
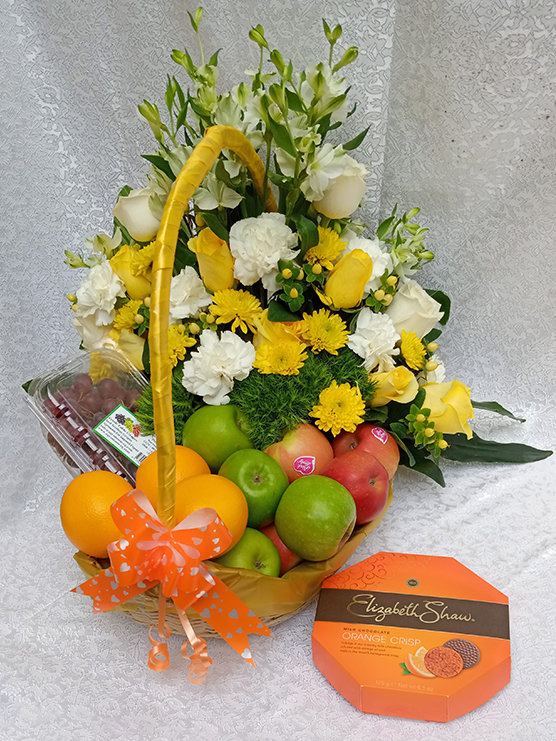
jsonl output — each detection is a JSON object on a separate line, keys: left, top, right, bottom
{"left": 441, "top": 433, "right": 552, "bottom": 464}
{"left": 471, "top": 400, "right": 525, "bottom": 424}
{"left": 142, "top": 337, "right": 151, "bottom": 375}
{"left": 363, "top": 407, "right": 388, "bottom": 423}
{"left": 413, "top": 387, "right": 426, "bottom": 410}
{"left": 118, "top": 185, "right": 132, "bottom": 198}
{"left": 289, "top": 213, "right": 319, "bottom": 259}
{"left": 174, "top": 239, "right": 198, "bottom": 275}
{"left": 141, "top": 154, "right": 175, "bottom": 181}
{"left": 471, "top": 400, "right": 525, "bottom": 422}
{"left": 208, "top": 48, "right": 222, "bottom": 67}
{"left": 423, "top": 327, "right": 442, "bottom": 344}
{"left": 390, "top": 431, "right": 416, "bottom": 467}
{"left": 176, "top": 103, "right": 189, "bottom": 131}
{"left": 113, "top": 217, "right": 133, "bottom": 247}
{"left": 267, "top": 117, "right": 297, "bottom": 158}
{"left": 425, "top": 289, "right": 451, "bottom": 325}
{"left": 376, "top": 215, "right": 396, "bottom": 240}
{"left": 22, "top": 379, "right": 33, "bottom": 394}
{"left": 343, "top": 125, "right": 370, "bottom": 151}
{"left": 285, "top": 88, "right": 305, "bottom": 113}
{"left": 400, "top": 663, "right": 412, "bottom": 675}
{"left": 411, "top": 457, "right": 446, "bottom": 487}
{"left": 199, "top": 211, "right": 229, "bottom": 241}
{"left": 267, "top": 300, "right": 302, "bottom": 322}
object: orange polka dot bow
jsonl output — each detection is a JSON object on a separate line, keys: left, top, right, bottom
{"left": 73, "top": 489, "right": 272, "bottom": 683}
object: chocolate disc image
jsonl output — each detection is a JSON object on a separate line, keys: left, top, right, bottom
{"left": 444, "top": 639, "right": 481, "bottom": 669}
{"left": 424, "top": 646, "right": 464, "bottom": 678}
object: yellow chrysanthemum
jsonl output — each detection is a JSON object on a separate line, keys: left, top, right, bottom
{"left": 305, "top": 227, "right": 347, "bottom": 270}
{"left": 400, "top": 330, "right": 426, "bottom": 370}
{"left": 168, "top": 323, "right": 196, "bottom": 367}
{"left": 131, "top": 241, "right": 156, "bottom": 276}
{"left": 210, "top": 289, "right": 262, "bottom": 333}
{"left": 309, "top": 380, "right": 366, "bottom": 437}
{"left": 113, "top": 299, "right": 143, "bottom": 331}
{"left": 301, "top": 308, "right": 348, "bottom": 355}
{"left": 254, "top": 340, "right": 308, "bottom": 376}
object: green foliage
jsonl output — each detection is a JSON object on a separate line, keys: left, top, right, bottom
{"left": 229, "top": 348, "right": 377, "bottom": 449}
{"left": 135, "top": 366, "right": 199, "bottom": 443}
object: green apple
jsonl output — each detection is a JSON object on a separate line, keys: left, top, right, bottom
{"left": 214, "top": 527, "right": 281, "bottom": 576}
{"left": 219, "top": 449, "right": 288, "bottom": 528}
{"left": 274, "top": 476, "right": 356, "bottom": 561}
{"left": 182, "top": 404, "right": 253, "bottom": 471}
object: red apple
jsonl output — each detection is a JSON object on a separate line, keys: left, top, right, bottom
{"left": 323, "top": 448, "right": 389, "bottom": 524}
{"left": 332, "top": 424, "right": 400, "bottom": 480}
{"left": 259, "top": 523, "right": 302, "bottom": 576}
{"left": 265, "top": 423, "right": 334, "bottom": 483}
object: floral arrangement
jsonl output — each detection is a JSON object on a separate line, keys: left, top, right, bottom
{"left": 64, "top": 9, "right": 550, "bottom": 484}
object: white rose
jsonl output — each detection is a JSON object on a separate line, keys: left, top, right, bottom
{"left": 169, "top": 267, "right": 212, "bottom": 323}
{"left": 72, "top": 314, "right": 114, "bottom": 350}
{"left": 313, "top": 156, "right": 367, "bottom": 219}
{"left": 341, "top": 236, "right": 393, "bottom": 295}
{"left": 113, "top": 187, "right": 162, "bottom": 242}
{"left": 73, "top": 262, "right": 125, "bottom": 325}
{"left": 385, "top": 279, "right": 444, "bottom": 338}
{"left": 181, "top": 330, "right": 255, "bottom": 405}
{"left": 229, "top": 212, "right": 298, "bottom": 286}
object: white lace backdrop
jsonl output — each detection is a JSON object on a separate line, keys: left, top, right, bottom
{"left": 1, "top": 1, "right": 555, "bottom": 739}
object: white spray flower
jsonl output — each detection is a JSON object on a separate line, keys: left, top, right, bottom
{"left": 347, "top": 309, "right": 400, "bottom": 372}
{"left": 181, "top": 330, "right": 255, "bottom": 405}
{"left": 193, "top": 171, "right": 244, "bottom": 211}
{"left": 73, "top": 262, "right": 126, "bottom": 326}
{"left": 169, "top": 267, "right": 212, "bottom": 323}
{"left": 229, "top": 212, "right": 299, "bottom": 290}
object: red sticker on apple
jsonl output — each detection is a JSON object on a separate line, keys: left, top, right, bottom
{"left": 293, "top": 456, "right": 316, "bottom": 475}
{"left": 371, "top": 427, "right": 389, "bottom": 445}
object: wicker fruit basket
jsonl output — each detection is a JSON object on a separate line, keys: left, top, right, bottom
{"left": 74, "top": 125, "right": 392, "bottom": 636}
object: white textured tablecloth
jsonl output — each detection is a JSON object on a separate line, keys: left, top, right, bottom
{"left": 1, "top": 1, "right": 555, "bottom": 739}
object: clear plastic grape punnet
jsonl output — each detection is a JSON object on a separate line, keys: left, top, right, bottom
{"left": 25, "top": 348, "right": 151, "bottom": 483}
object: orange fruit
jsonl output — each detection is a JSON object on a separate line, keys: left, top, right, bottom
{"left": 60, "top": 471, "right": 133, "bottom": 558}
{"left": 174, "top": 473, "right": 248, "bottom": 551}
{"left": 136, "top": 445, "right": 210, "bottom": 510}
{"left": 406, "top": 647, "right": 435, "bottom": 678}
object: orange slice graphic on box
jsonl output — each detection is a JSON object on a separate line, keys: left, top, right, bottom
{"left": 406, "top": 647, "right": 435, "bottom": 677}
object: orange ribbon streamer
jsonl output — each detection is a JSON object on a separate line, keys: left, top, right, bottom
{"left": 73, "top": 489, "right": 272, "bottom": 680}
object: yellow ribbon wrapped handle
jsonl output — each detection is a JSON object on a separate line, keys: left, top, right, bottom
{"left": 150, "top": 126, "right": 277, "bottom": 528}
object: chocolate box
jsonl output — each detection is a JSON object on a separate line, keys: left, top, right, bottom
{"left": 312, "top": 552, "right": 510, "bottom": 722}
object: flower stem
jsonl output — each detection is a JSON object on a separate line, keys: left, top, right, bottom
{"left": 262, "top": 134, "right": 272, "bottom": 213}
{"left": 197, "top": 30, "right": 205, "bottom": 66}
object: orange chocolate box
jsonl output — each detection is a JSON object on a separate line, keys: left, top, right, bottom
{"left": 312, "top": 552, "right": 510, "bottom": 722}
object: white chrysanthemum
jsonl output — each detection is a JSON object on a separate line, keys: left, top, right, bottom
{"left": 341, "top": 236, "right": 393, "bottom": 295}
{"left": 300, "top": 143, "right": 347, "bottom": 201}
{"left": 73, "top": 262, "right": 125, "bottom": 326}
{"left": 169, "top": 267, "right": 212, "bottom": 323}
{"left": 193, "top": 171, "right": 244, "bottom": 211}
{"left": 181, "top": 330, "right": 255, "bottom": 405}
{"left": 348, "top": 309, "right": 400, "bottom": 372}
{"left": 229, "top": 212, "right": 299, "bottom": 289}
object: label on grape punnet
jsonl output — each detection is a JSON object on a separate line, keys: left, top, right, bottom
{"left": 94, "top": 404, "right": 157, "bottom": 466}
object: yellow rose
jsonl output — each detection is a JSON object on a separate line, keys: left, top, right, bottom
{"left": 423, "top": 379, "right": 475, "bottom": 439}
{"left": 324, "top": 248, "right": 373, "bottom": 309}
{"left": 252, "top": 309, "right": 305, "bottom": 349}
{"left": 370, "top": 366, "right": 419, "bottom": 407}
{"left": 188, "top": 227, "right": 235, "bottom": 293}
{"left": 110, "top": 245, "right": 152, "bottom": 300}
{"left": 116, "top": 328, "right": 145, "bottom": 371}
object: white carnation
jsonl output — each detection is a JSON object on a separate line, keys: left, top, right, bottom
{"left": 73, "top": 262, "right": 125, "bottom": 326}
{"left": 229, "top": 212, "right": 298, "bottom": 288}
{"left": 348, "top": 309, "right": 400, "bottom": 372}
{"left": 169, "top": 267, "right": 212, "bottom": 323}
{"left": 341, "top": 236, "right": 393, "bottom": 295}
{"left": 181, "top": 330, "right": 255, "bottom": 405}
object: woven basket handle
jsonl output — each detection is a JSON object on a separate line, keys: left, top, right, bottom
{"left": 150, "top": 125, "right": 277, "bottom": 528}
